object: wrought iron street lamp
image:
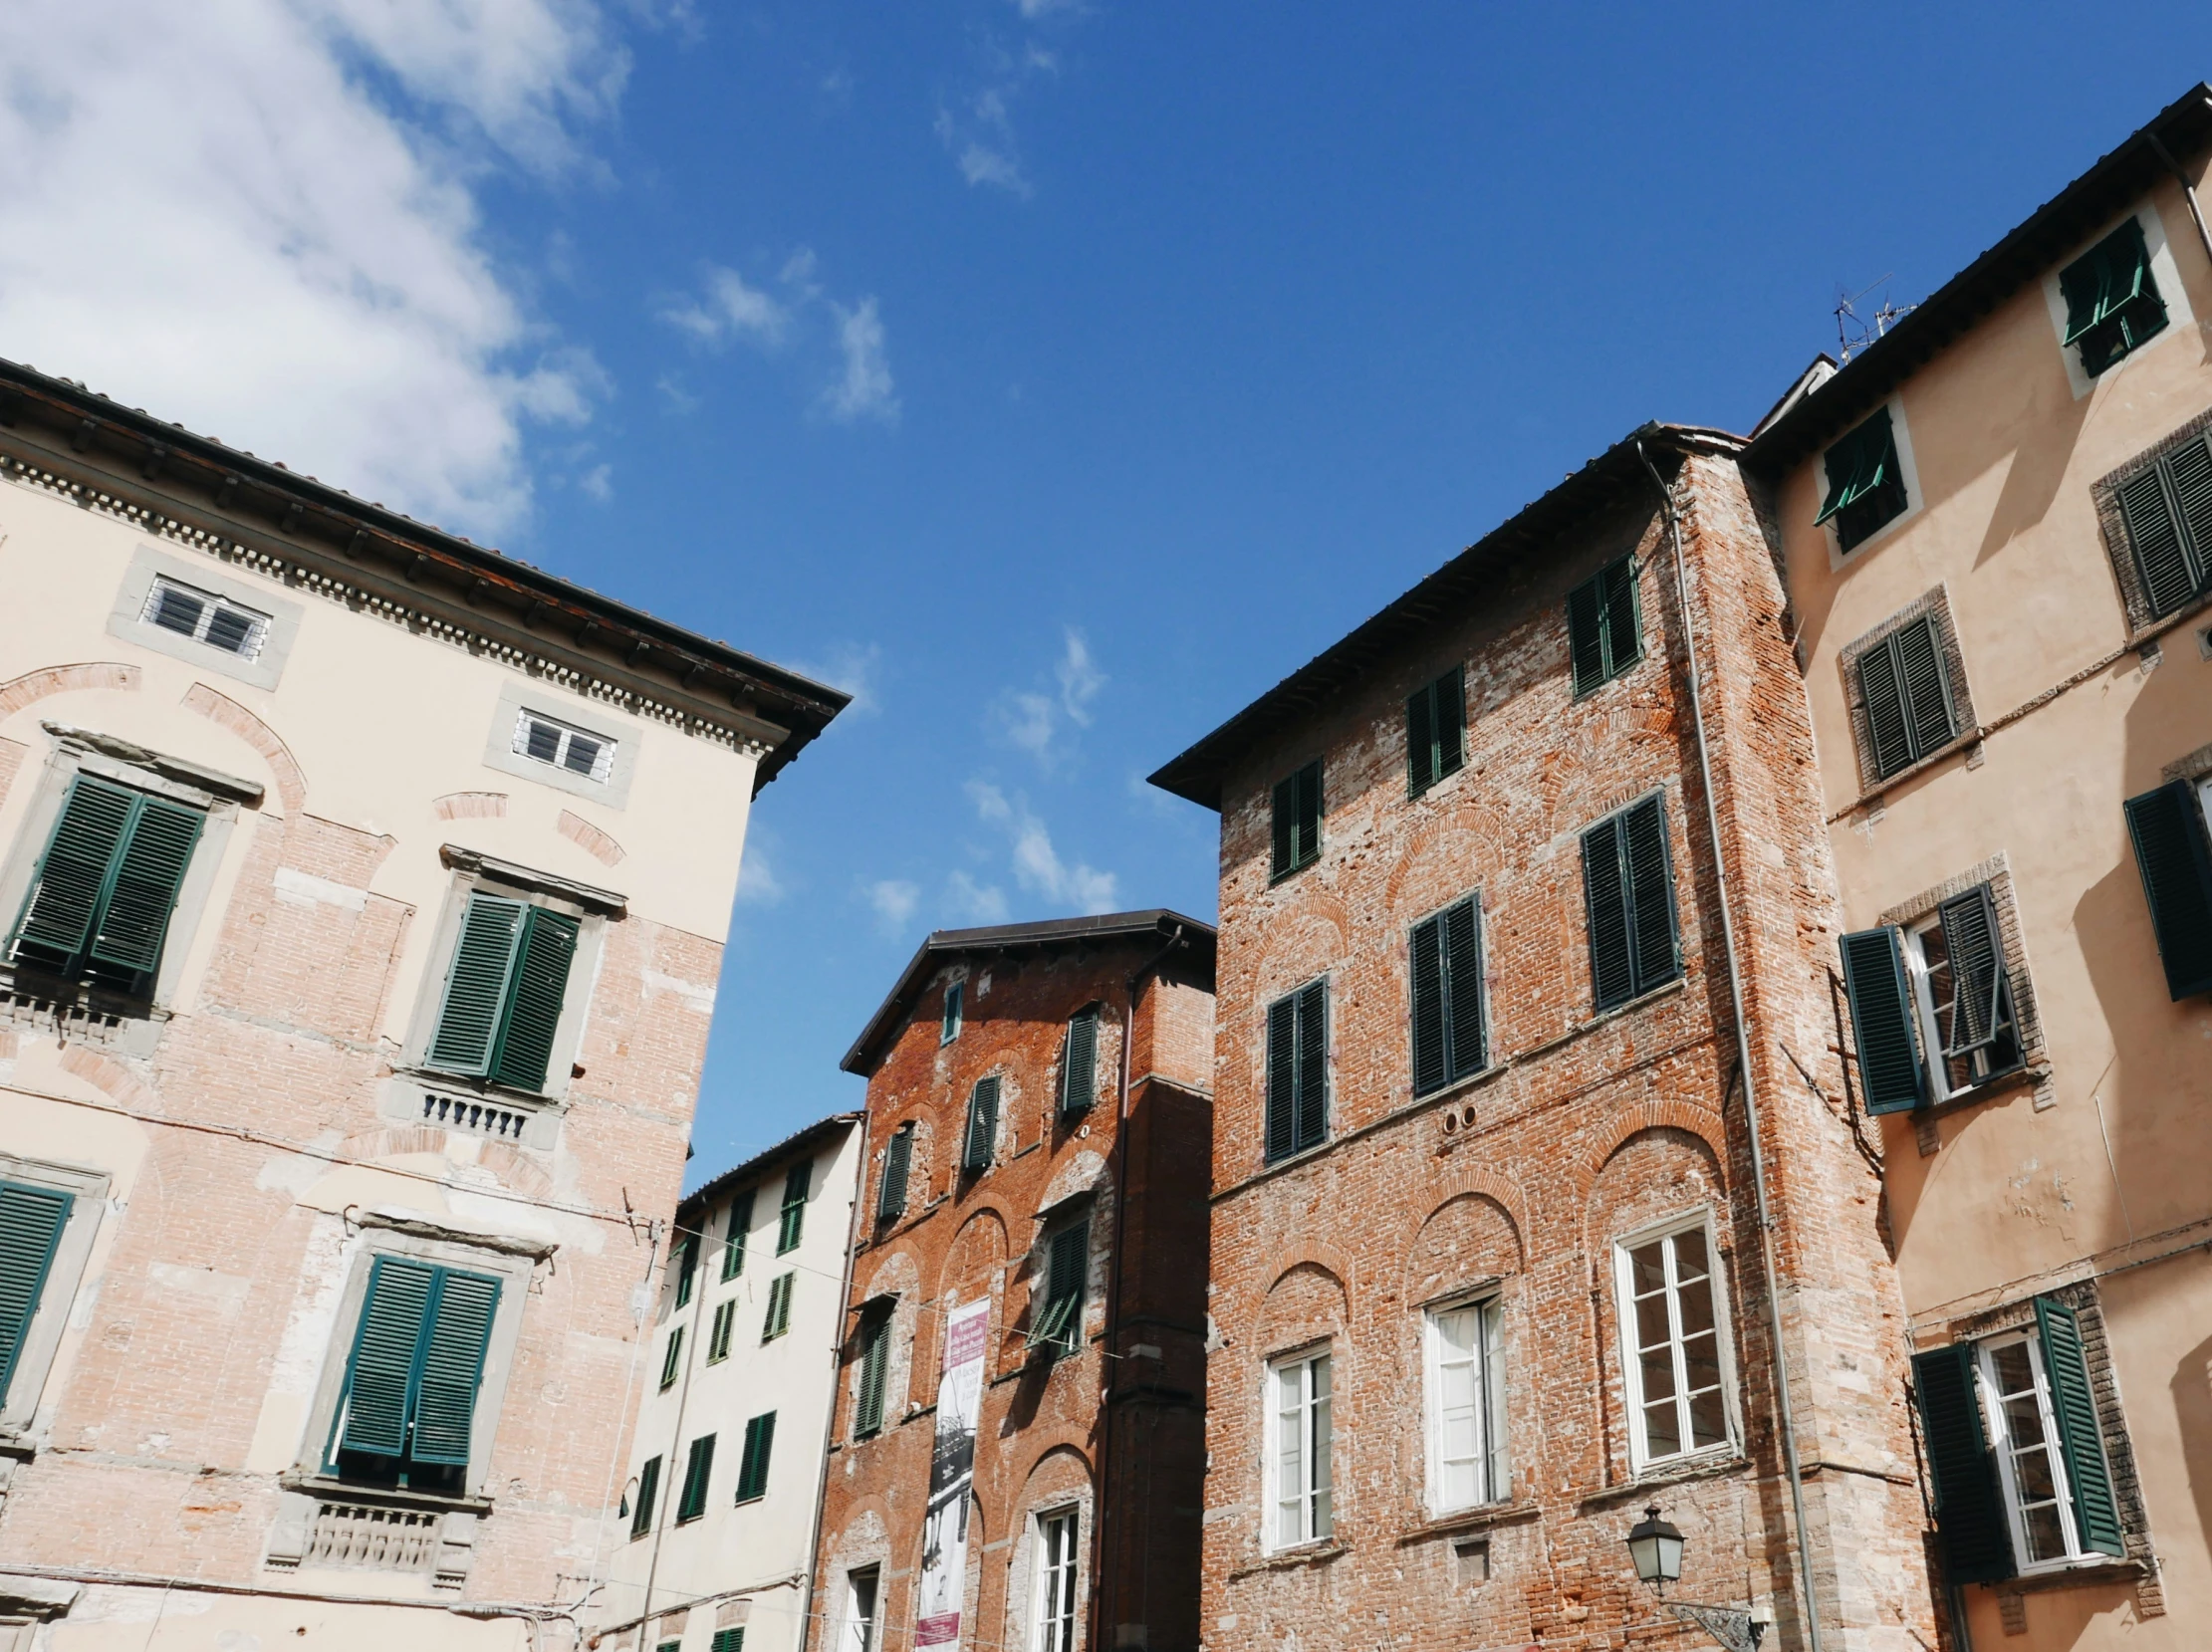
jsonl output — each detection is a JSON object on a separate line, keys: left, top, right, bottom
{"left": 1623, "top": 1504, "right": 1767, "bottom": 1652}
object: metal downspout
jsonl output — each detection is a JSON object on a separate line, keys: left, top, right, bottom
{"left": 1636, "top": 439, "right": 1826, "bottom": 1652}
{"left": 2146, "top": 118, "right": 2212, "bottom": 272}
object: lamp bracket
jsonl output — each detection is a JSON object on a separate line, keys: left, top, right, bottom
{"left": 1666, "top": 1602, "right": 1766, "bottom": 1652}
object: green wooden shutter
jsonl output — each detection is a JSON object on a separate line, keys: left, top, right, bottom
{"left": 778, "top": 1161, "right": 809, "bottom": 1253}
{"left": 1936, "top": 885, "right": 2006, "bottom": 1057}
{"left": 674, "top": 1232, "right": 698, "bottom": 1307}
{"left": 338, "top": 1257, "right": 437, "bottom": 1458}
{"left": 86, "top": 794, "right": 202, "bottom": 978}
{"left": 941, "top": 980, "right": 963, "bottom": 1045}
{"left": 1912, "top": 1345, "right": 2016, "bottom": 1584}
{"left": 660, "top": 1326, "right": 684, "bottom": 1390}
{"left": 1296, "top": 762, "right": 1322, "bottom": 869}
{"left": 1409, "top": 912, "right": 1447, "bottom": 1096}
{"left": 428, "top": 896, "right": 527, "bottom": 1074}
{"left": 10, "top": 777, "right": 136, "bottom": 966}
{"left": 410, "top": 1269, "right": 499, "bottom": 1465}
{"left": 2063, "top": 219, "right": 2167, "bottom": 374}
{"left": 1265, "top": 995, "right": 1297, "bottom": 1161}
{"left": 2033, "top": 1298, "right": 2125, "bottom": 1558}
{"left": 722, "top": 1189, "right": 754, "bottom": 1281}
{"left": 1621, "top": 796, "right": 1679, "bottom": 995}
{"left": 736, "top": 1411, "right": 776, "bottom": 1502}
{"left": 877, "top": 1126, "right": 912, "bottom": 1223}
{"left": 1892, "top": 617, "right": 1957, "bottom": 762}
{"left": 1043, "top": 1221, "right": 1088, "bottom": 1356}
{"left": 1293, "top": 981, "right": 1327, "bottom": 1152}
{"left": 1405, "top": 678, "right": 1437, "bottom": 794}
{"left": 631, "top": 1454, "right": 661, "bottom": 1537}
{"left": 1271, "top": 773, "right": 1297, "bottom": 878}
{"left": 1839, "top": 927, "right": 1927, "bottom": 1113}
{"left": 711, "top": 1629, "right": 746, "bottom": 1652}
{"left": 2116, "top": 463, "right": 2203, "bottom": 618}
{"left": 1434, "top": 667, "right": 1465, "bottom": 785}
{"left": 1059, "top": 1010, "right": 1098, "bottom": 1115}
{"left": 2123, "top": 781, "right": 2212, "bottom": 999}
{"left": 1568, "top": 574, "right": 1607, "bottom": 696}
{"left": 0, "top": 1181, "right": 72, "bottom": 1404}
{"left": 1444, "top": 895, "right": 1485, "bottom": 1079}
{"left": 1855, "top": 635, "right": 1914, "bottom": 780}
{"left": 963, "top": 1075, "right": 1001, "bottom": 1172}
{"left": 856, "top": 1305, "right": 890, "bottom": 1436}
{"left": 709, "top": 1299, "right": 735, "bottom": 1361}
{"left": 1582, "top": 815, "right": 1634, "bottom": 1011}
{"left": 488, "top": 905, "right": 579, "bottom": 1091}
{"left": 677, "top": 1432, "right": 716, "bottom": 1523}
{"left": 765, "top": 1273, "right": 794, "bottom": 1339}
{"left": 2165, "top": 437, "right": 2212, "bottom": 597}
{"left": 1816, "top": 410, "right": 1894, "bottom": 523}
{"left": 1600, "top": 558, "right": 1642, "bottom": 681}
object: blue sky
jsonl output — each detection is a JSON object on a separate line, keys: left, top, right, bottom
{"left": 5, "top": 3, "right": 2207, "bottom": 1180}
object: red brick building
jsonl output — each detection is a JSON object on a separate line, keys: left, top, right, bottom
{"left": 1149, "top": 427, "right": 1937, "bottom": 1650}
{"left": 811, "top": 912, "right": 1214, "bottom": 1652}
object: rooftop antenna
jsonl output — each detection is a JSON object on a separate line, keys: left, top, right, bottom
{"left": 1835, "top": 275, "right": 1916, "bottom": 363}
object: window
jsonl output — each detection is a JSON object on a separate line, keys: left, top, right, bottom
{"left": 708, "top": 1300, "right": 735, "bottom": 1364}
{"left": 676, "top": 1432, "right": 716, "bottom": 1524}
{"left": 941, "top": 980, "right": 963, "bottom": 1045}
{"left": 659, "top": 1326, "right": 685, "bottom": 1391}
{"left": 722, "top": 1189, "right": 754, "bottom": 1282}
{"left": 424, "top": 893, "right": 581, "bottom": 1093}
{"left": 2123, "top": 778, "right": 2212, "bottom": 999}
{"left": 2111, "top": 430, "right": 2212, "bottom": 620}
{"left": 630, "top": 1454, "right": 661, "bottom": 1538}
{"left": 511, "top": 708, "right": 614, "bottom": 783}
{"left": 327, "top": 1257, "right": 501, "bottom": 1493}
{"left": 1912, "top": 1298, "right": 2125, "bottom": 1585}
{"left": 711, "top": 1632, "right": 745, "bottom": 1652}
{"left": 1057, "top": 1010, "right": 1098, "bottom": 1117}
{"left": 1581, "top": 794, "right": 1679, "bottom": 1012}
{"left": 1816, "top": 407, "right": 1909, "bottom": 553}
{"left": 843, "top": 1568, "right": 879, "bottom": 1652}
{"left": 1271, "top": 760, "right": 1323, "bottom": 881}
{"left": 1406, "top": 666, "right": 1466, "bottom": 795}
{"left": 673, "top": 1231, "right": 699, "bottom": 1307}
{"left": 1027, "top": 1221, "right": 1088, "bottom": 1360}
{"left": 1852, "top": 613, "right": 1958, "bottom": 781}
{"left": 1425, "top": 1297, "right": 1507, "bottom": 1513}
{"left": 875, "top": 1125, "right": 913, "bottom": 1225}
{"left": 763, "top": 1273, "right": 794, "bottom": 1342}
{"left": 1567, "top": 557, "right": 1642, "bottom": 696}
{"left": 734, "top": 1411, "right": 776, "bottom": 1503}
{"left": 854, "top": 1303, "right": 891, "bottom": 1438}
{"left": 6, "top": 773, "right": 203, "bottom": 996}
{"left": 777, "top": 1162, "right": 810, "bottom": 1254}
{"left": 1033, "top": 1509, "right": 1080, "bottom": 1652}
{"left": 962, "top": 1075, "right": 1001, "bottom": 1174}
{"left": 1265, "top": 979, "right": 1328, "bottom": 1161}
{"left": 2062, "top": 217, "right": 2168, "bottom": 377}
{"left": 1840, "top": 883, "right": 2025, "bottom": 1112}
{"left": 1613, "top": 1220, "right": 1732, "bottom": 1469}
{"left": 1410, "top": 895, "right": 1486, "bottom": 1096}
{"left": 1269, "top": 1348, "right": 1333, "bottom": 1549}
{"left": 0, "top": 1180, "right": 74, "bottom": 1406}
{"left": 143, "top": 575, "right": 270, "bottom": 660}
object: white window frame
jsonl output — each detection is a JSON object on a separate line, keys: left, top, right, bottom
{"left": 841, "top": 1567, "right": 879, "bottom": 1652}
{"left": 1899, "top": 905, "right": 2020, "bottom": 1102}
{"left": 142, "top": 574, "right": 272, "bottom": 661}
{"left": 0, "top": 1154, "right": 110, "bottom": 1437}
{"left": 941, "top": 979, "right": 963, "bottom": 1045}
{"left": 1976, "top": 1331, "right": 2103, "bottom": 1573}
{"left": 1032, "top": 1506, "right": 1080, "bottom": 1652}
{"left": 1265, "top": 1344, "right": 1333, "bottom": 1551}
{"left": 511, "top": 707, "right": 616, "bottom": 784}
{"left": 1611, "top": 1212, "right": 1738, "bottom": 1473}
{"left": 1423, "top": 1294, "right": 1507, "bottom": 1514}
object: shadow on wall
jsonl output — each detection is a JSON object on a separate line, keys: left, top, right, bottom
{"left": 2171, "top": 1333, "right": 2212, "bottom": 1571}
{"left": 1969, "top": 362, "right": 2092, "bottom": 572}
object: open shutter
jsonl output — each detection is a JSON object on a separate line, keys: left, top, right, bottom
{"left": 488, "top": 906, "right": 579, "bottom": 1091}
{"left": 1583, "top": 815, "right": 1633, "bottom": 1011}
{"left": 876, "top": 1127, "right": 912, "bottom": 1223}
{"left": 1600, "top": 559, "right": 1641, "bottom": 679}
{"left": 1294, "top": 981, "right": 1327, "bottom": 1151}
{"left": 1912, "top": 1345, "right": 2016, "bottom": 1584}
{"left": 856, "top": 1307, "right": 889, "bottom": 1435}
{"left": 1297, "top": 763, "right": 1323, "bottom": 868}
{"left": 339, "top": 1257, "right": 436, "bottom": 1458}
{"left": 428, "top": 897, "right": 527, "bottom": 1074}
{"left": 723, "top": 1188, "right": 753, "bottom": 1281}
{"left": 411, "top": 1270, "right": 500, "bottom": 1465}
{"left": 1893, "top": 617, "right": 1957, "bottom": 762}
{"left": 1936, "top": 886, "right": 2006, "bottom": 1057}
{"left": 1406, "top": 680, "right": 1437, "bottom": 794}
{"left": 1271, "top": 774, "right": 1297, "bottom": 878}
{"left": 1444, "top": 896, "right": 1485, "bottom": 1078}
{"left": 1059, "top": 1010, "right": 1098, "bottom": 1115}
{"left": 1855, "top": 637, "right": 1915, "bottom": 780}
{"left": 2123, "top": 782, "right": 2212, "bottom": 999}
{"left": 87, "top": 796, "right": 203, "bottom": 977}
{"left": 963, "top": 1076, "right": 1001, "bottom": 1172}
{"left": 736, "top": 1412, "right": 776, "bottom": 1502}
{"left": 1621, "top": 796, "right": 1678, "bottom": 995}
{"left": 779, "top": 1161, "right": 809, "bottom": 1252}
{"left": 631, "top": 1455, "right": 660, "bottom": 1537}
{"left": 1434, "top": 668, "right": 1465, "bottom": 785}
{"left": 1816, "top": 410, "right": 1891, "bottom": 524}
{"left": 1265, "top": 996, "right": 1297, "bottom": 1161}
{"left": 677, "top": 1433, "right": 716, "bottom": 1522}
{"left": 1409, "top": 913, "right": 1447, "bottom": 1096}
{"left": 1567, "top": 575, "right": 1606, "bottom": 696}
{"left": 11, "top": 778, "right": 135, "bottom": 965}
{"left": 2033, "top": 1298, "right": 2125, "bottom": 1558}
{"left": 0, "top": 1182, "right": 72, "bottom": 1402}
{"left": 1840, "top": 927, "right": 1927, "bottom": 1113}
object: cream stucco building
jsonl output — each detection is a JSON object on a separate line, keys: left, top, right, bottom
{"left": 0, "top": 358, "right": 845, "bottom": 1649}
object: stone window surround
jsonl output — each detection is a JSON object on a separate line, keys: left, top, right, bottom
{"left": 1607, "top": 1206, "right": 1743, "bottom": 1479}
{"left": 1261, "top": 1337, "right": 1335, "bottom": 1556}
{"left": 480, "top": 680, "right": 641, "bottom": 811}
{"left": 1836, "top": 585, "right": 1979, "bottom": 796}
{"left": 2041, "top": 201, "right": 2198, "bottom": 403}
{"left": 1821, "top": 393, "right": 1927, "bottom": 571}
{"left": 107, "top": 542, "right": 305, "bottom": 692}
{"left": 0, "top": 1153, "right": 111, "bottom": 1445}
{"left": 2091, "top": 398, "right": 2212, "bottom": 637}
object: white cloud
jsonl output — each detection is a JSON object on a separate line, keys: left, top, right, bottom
{"left": 658, "top": 266, "right": 790, "bottom": 349}
{"left": 0, "top": 0, "right": 619, "bottom": 538}
{"left": 1055, "top": 628, "right": 1105, "bottom": 725}
{"left": 1014, "top": 0, "right": 1079, "bottom": 16}
{"left": 945, "top": 870, "right": 1009, "bottom": 925}
{"left": 995, "top": 691, "right": 1058, "bottom": 759}
{"left": 989, "top": 629, "right": 1104, "bottom": 769}
{"left": 736, "top": 839, "right": 786, "bottom": 906}
{"left": 936, "top": 89, "right": 1031, "bottom": 198}
{"left": 579, "top": 463, "right": 614, "bottom": 502}
{"left": 865, "top": 879, "right": 920, "bottom": 934}
{"left": 822, "top": 298, "right": 899, "bottom": 424}
{"left": 965, "top": 781, "right": 1116, "bottom": 915}
{"left": 791, "top": 641, "right": 884, "bottom": 717}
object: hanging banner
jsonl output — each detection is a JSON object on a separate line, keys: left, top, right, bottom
{"left": 915, "top": 1297, "right": 991, "bottom": 1647}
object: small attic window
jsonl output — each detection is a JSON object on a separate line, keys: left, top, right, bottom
{"left": 144, "top": 577, "right": 269, "bottom": 660}
{"left": 512, "top": 709, "right": 614, "bottom": 782}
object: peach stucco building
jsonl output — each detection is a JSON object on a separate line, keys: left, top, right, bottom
{"left": 0, "top": 359, "right": 843, "bottom": 1649}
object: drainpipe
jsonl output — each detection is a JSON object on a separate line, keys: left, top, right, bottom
{"left": 1636, "top": 439, "right": 1825, "bottom": 1652}
{"left": 2145, "top": 122, "right": 2212, "bottom": 272}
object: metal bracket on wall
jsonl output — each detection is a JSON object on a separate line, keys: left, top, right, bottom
{"left": 1667, "top": 1602, "right": 1767, "bottom": 1652}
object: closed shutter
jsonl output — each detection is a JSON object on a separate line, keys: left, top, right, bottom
{"left": 1265, "top": 995, "right": 1298, "bottom": 1161}
{"left": 428, "top": 897, "right": 528, "bottom": 1073}
{"left": 1272, "top": 772, "right": 1296, "bottom": 878}
{"left": 673, "top": 1232, "right": 698, "bottom": 1307}
{"left": 778, "top": 1161, "right": 809, "bottom": 1253}
{"left": 1936, "top": 885, "right": 2006, "bottom": 1057}
{"left": 1621, "top": 796, "right": 1678, "bottom": 993}
{"left": 0, "top": 1181, "right": 72, "bottom": 1403}
{"left": 1444, "top": 896, "right": 1485, "bottom": 1078}
{"left": 1294, "top": 981, "right": 1327, "bottom": 1153}
{"left": 723, "top": 1188, "right": 754, "bottom": 1281}
{"left": 2116, "top": 441, "right": 2212, "bottom": 618}
{"left": 1407, "top": 668, "right": 1465, "bottom": 794}
{"left": 487, "top": 906, "right": 579, "bottom": 1091}
{"left": 736, "top": 1411, "right": 777, "bottom": 1502}
{"left": 10, "top": 777, "right": 202, "bottom": 987}
{"left": 11, "top": 777, "right": 136, "bottom": 963}
{"left": 1911, "top": 1345, "right": 2015, "bottom": 1584}
{"left": 877, "top": 1127, "right": 913, "bottom": 1223}
{"left": 338, "top": 1257, "right": 437, "bottom": 1457}
{"left": 1411, "top": 898, "right": 1485, "bottom": 1097}
{"left": 963, "top": 1076, "right": 1001, "bottom": 1172}
{"left": 409, "top": 1269, "right": 499, "bottom": 1465}
{"left": 856, "top": 1306, "right": 890, "bottom": 1436}
{"left": 1272, "top": 762, "right": 1322, "bottom": 877}
{"left": 1839, "top": 927, "right": 1928, "bottom": 1113}
{"left": 631, "top": 1454, "right": 661, "bottom": 1538}
{"left": 1568, "top": 575, "right": 1606, "bottom": 696}
{"left": 87, "top": 794, "right": 203, "bottom": 976}
{"left": 764, "top": 1273, "right": 794, "bottom": 1339}
{"left": 1855, "top": 633, "right": 1914, "bottom": 780}
{"left": 2166, "top": 439, "right": 2212, "bottom": 595}
{"left": 711, "top": 1630, "right": 745, "bottom": 1652}
{"left": 1409, "top": 913, "right": 1447, "bottom": 1095}
{"left": 2033, "top": 1298, "right": 2125, "bottom": 1557}
{"left": 660, "top": 1326, "right": 685, "bottom": 1389}
{"left": 1857, "top": 616, "right": 1956, "bottom": 781}
{"left": 2123, "top": 782, "right": 2212, "bottom": 999}
{"left": 1059, "top": 1010, "right": 1098, "bottom": 1116}
{"left": 1583, "top": 814, "right": 1633, "bottom": 1010}
{"left": 677, "top": 1433, "right": 717, "bottom": 1523}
